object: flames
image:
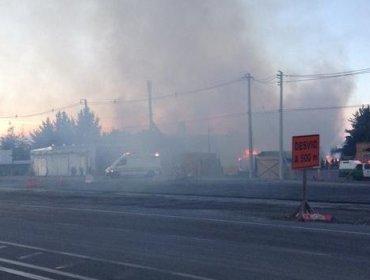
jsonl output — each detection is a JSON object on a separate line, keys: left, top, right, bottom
{"left": 239, "top": 149, "right": 259, "bottom": 161}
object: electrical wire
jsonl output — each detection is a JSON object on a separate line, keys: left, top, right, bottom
{"left": 0, "top": 102, "right": 81, "bottom": 119}
{"left": 86, "top": 77, "right": 244, "bottom": 106}
{"left": 174, "top": 78, "right": 243, "bottom": 96}
{"left": 2, "top": 67, "right": 369, "bottom": 121}
{"left": 284, "top": 68, "right": 370, "bottom": 83}
{"left": 283, "top": 104, "right": 370, "bottom": 112}
{"left": 252, "top": 75, "right": 276, "bottom": 84}
{"left": 285, "top": 67, "right": 370, "bottom": 77}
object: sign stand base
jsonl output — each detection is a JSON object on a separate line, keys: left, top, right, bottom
{"left": 292, "top": 201, "right": 314, "bottom": 221}
{"left": 291, "top": 168, "right": 334, "bottom": 222}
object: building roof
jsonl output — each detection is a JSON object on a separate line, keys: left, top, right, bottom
{"left": 30, "top": 145, "right": 88, "bottom": 155}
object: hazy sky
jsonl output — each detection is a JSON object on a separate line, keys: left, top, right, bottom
{"left": 0, "top": 0, "right": 369, "bottom": 152}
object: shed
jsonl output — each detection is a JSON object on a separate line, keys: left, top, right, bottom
{"left": 30, "top": 145, "right": 96, "bottom": 176}
{"left": 255, "top": 151, "right": 292, "bottom": 179}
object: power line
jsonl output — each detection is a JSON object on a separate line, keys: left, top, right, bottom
{"left": 285, "top": 67, "right": 370, "bottom": 77}
{"left": 244, "top": 104, "right": 370, "bottom": 114}
{"left": 161, "top": 111, "right": 246, "bottom": 125}
{"left": 252, "top": 75, "right": 276, "bottom": 85}
{"left": 117, "top": 111, "right": 247, "bottom": 132}
{"left": 283, "top": 103, "right": 370, "bottom": 112}
{"left": 174, "top": 78, "right": 243, "bottom": 96}
{"left": 0, "top": 102, "right": 80, "bottom": 119}
{"left": 104, "top": 101, "right": 370, "bottom": 132}
{"left": 2, "top": 66, "right": 369, "bottom": 121}
{"left": 284, "top": 68, "right": 370, "bottom": 83}
{"left": 0, "top": 77, "right": 243, "bottom": 120}
{"left": 87, "top": 77, "right": 244, "bottom": 105}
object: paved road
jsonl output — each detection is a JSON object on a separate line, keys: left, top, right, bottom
{"left": 0, "top": 178, "right": 368, "bottom": 279}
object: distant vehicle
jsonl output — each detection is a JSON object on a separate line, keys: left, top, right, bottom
{"left": 339, "top": 160, "right": 370, "bottom": 180}
{"left": 105, "top": 152, "right": 161, "bottom": 177}
{"left": 339, "top": 160, "right": 361, "bottom": 175}
{"left": 353, "top": 163, "right": 370, "bottom": 180}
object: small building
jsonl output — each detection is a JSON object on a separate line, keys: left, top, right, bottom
{"left": 255, "top": 151, "right": 292, "bottom": 179}
{"left": 0, "top": 149, "right": 31, "bottom": 176}
{"left": 30, "top": 145, "right": 96, "bottom": 176}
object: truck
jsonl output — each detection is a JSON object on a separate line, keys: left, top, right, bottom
{"left": 339, "top": 160, "right": 370, "bottom": 180}
{"left": 105, "top": 152, "right": 161, "bottom": 177}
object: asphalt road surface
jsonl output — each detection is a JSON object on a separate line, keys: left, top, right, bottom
{"left": 0, "top": 176, "right": 369, "bottom": 279}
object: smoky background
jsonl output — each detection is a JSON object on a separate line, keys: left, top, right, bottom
{"left": 0, "top": 0, "right": 355, "bottom": 170}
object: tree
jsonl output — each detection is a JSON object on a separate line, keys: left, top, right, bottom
{"left": 31, "top": 107, "right": 101, "bottom": 148}
{"left": 30, "top": 117, "right": 56, "bottom": 149}
{"left": 1, "top": 126, "right": 17, "bottom": 150}
{"left": 75, "top": 106, "right": 101, "bottom": 145}
{"left": 342, "top": 105, "right": 370, "bottom": 158}
{"left": 53, "top": 111, "right": 76, "bottom": 146}
{"left": 1, "top": 126, "right": 31, "bottom": 160}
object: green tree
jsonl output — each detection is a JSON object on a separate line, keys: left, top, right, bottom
{"left": 1, "top": 126, "right": 30, "bottom": 160}
{"left": 75, "top": 106, "right": 101, "bottom": 145}
{"left": 1, "top": 126, "right": 17, "bottom": 150}
{"left": 342, "top": 105, "right": 370, "bottom": 158}
{"left": 31, "top": 107, "right": 101, "bottom": 148}
{"left": 30, "top": 117, "right": 56, "bottom": 149}
{"left": 53, "top": 111, "right": 76, "bottom": 146}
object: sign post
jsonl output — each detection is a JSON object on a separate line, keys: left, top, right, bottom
{"left": 292, "top": 134, "right": 320, "bottom": 220}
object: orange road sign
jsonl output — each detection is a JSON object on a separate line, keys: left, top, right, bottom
{"left": 292, "top": 134, "right": 320, "bottom": 169}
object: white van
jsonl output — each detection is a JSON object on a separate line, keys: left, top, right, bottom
{"left": 338, "top": 160, "right": 361, "bottom": 177}
{"left": 353, "top": 162, "right": 370, "bottom": 179}
{"left": 339, "top": 160, "right": 370, "bottom": 180}
{"left": 105, "top": 152, "right": 161, "bottom": 177}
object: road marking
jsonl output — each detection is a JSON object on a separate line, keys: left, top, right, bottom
{"left": 0, "top": 257, "right": 98, "bottom": 280}
{"left": 0, "top": 265, "right": 55, "bottom": 280}
{"left": 0, "top": 245, "right": 7, "bottom": 249}
{"left": 18, "top": 252, "right": 43, "bottom": 260}
{"left": 0, "top": 241, "right": 215, "bottom": 280}
{"left": 16, "top": 203, "right": 370, "bottom": 237}
{"left": 270, "top": 247, "right": 331, "bottom": 257}
{"left": 55, "top": 262, "right": 80, "bottom": 270}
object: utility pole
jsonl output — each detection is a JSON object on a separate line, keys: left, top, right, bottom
{"left": 207, "top": 127, "right": 211, "bottom": 153}
{"left": 146, "top": 80, "right": 161, "bottom": 135}
{"left": 80, "top": 99, "right": 87, "bottom": 109}
{"left": 246, "top": 73, "right": 254, "bottom": 179}
{"left": 147, "top": 80, "right": 154, "bottom": 131}
{"left": 277, "top": 71, "right": 284, "bottom": 180}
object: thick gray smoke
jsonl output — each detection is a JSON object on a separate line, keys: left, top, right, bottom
{"left": 0, "top": 0, "right": 354, "bottom": 163}
{"left": 88, "top": 0, "right": 354, "bottom": 151}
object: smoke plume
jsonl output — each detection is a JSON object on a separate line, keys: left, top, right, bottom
{"left": 0, "top": 0, "right": 354, "bottom": 158}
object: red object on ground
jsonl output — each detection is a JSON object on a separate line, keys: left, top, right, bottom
{"left": 300, "top": 212, "right": 334, "bottom": 223}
